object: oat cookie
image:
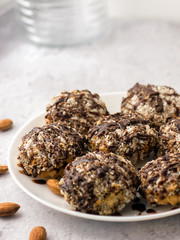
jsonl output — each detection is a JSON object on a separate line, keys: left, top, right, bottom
{"left": 59, "top": 152, "right": 137, "bottom": 215}
{"left": 45, "top": 90, "right": 109, "bottom": 136}
{"left": 138, "top": 153, "right": 180, "bottom": 206}
{"left": 121, "top": 83, "right": 180, "bottom": 128}
{"left": 158, "top": 118, "right": 180, "bottom": 156}
{"left": 18, "top": 124, "right": 85, "bottom": 178}
{"left": 88, "top": 112, "right": 158, "bottom": 165}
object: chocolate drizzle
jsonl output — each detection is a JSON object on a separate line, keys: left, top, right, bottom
{"left": 131, "top": 203, "right": 146, "bottom": 212}
{"left": 121, "top": 83, "right": 180, "bottom": 128}
{"left": 138, "top": 153, "right": 180, "bottom": 205}
{"left": 158, "top": 118, "right": 180, "bottom": 155}
{"left": 45, "top": 90, "right": 109, "bottom": 136}
{"left": 32, "top": 179, "right": 46, "bottom": 184}
{"left": 146, "top": 209, "right": 157, "bottom": 214}
{"left": 124, "top": 83, "right": 164, "bottom": 113}
{"left": 59, "top": 152, "right": 137, "bottom": 215}
{"left": 18, "top": 123, "right": 86, "bottom": 178}
{"left": 88, "top": 112, "right": 158, "bottom": 164}
{"left": 89, "top": 114, "right": 149, "bottom": 138}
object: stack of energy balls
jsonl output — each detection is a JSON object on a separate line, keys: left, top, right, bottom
{"left": 18, "top": 85, "right": 180, "bottom": 215}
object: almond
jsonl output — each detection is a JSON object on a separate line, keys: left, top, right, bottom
{"left": 47, "top": 179, "right": 62, "bottom": 196}
{"left": 0, "top": 119, "right": 13, "bottom": 131}
{"left": 0, "top": 202, "right": 20, "bottom": 217}
{"left": 0, "top": 165, "right": 8, "bottom": 174}
{"left": 29, "top": 226, "right": 47, "bottom": 240}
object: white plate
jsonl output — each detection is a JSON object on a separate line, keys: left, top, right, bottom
{"left": 8, "top": 92, "right": 180, "bottom": 222}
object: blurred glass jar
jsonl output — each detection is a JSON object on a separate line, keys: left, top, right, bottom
{"left": 15, "top": 0, "right": 108, "bottom": 46}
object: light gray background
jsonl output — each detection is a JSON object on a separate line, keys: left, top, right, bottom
{"left": 0, "top": 10, "right": 180, "bottom": 240}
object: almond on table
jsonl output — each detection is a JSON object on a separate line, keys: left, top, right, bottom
{"left": 29, "top": 226, "right": 47, "bottom": 240}
{"left": 0, "top": 165, "right": 8, "bottom": 174}
{"left": 0, "top": 202, "right": 20, "bottom": 217}
{"left": 0, "top": 119, "right": 13, "bottom": 131}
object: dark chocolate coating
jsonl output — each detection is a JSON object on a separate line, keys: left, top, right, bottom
{"left": 158, "top": 118, "right": 180, "bottom": 156}
{"left": 121, "top": 83, "right": 180, "bottom": 129}
{"left": 59, "top": 152, "right": 137, "bottom": 215}
{"left": 88, "top": 112, "right": 158, "bottom": 165}
{"left": 18, "top": 124, "right": 86, "bottom": 178}
{"left": 45, "top": 90, "right": 109, "bottom": 136}
{"left": 139, "top": 153, "right": 180, "bottom": 206}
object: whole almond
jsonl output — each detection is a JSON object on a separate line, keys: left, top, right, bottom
{"left": 47, "top": 179, "right": 62, "bottom": 196}
{"left": 0, "top": 202, "right": 20, "bottom": 217}
{"left": 0, "top": 165, "right": 8, "bottom": 174}
{"left": 29, "top": 226, "right": 47, "bottom": 240}
{"left": 0, "top": 119, "right": 13, "bottom": 131}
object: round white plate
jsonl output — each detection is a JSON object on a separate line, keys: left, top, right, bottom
{"left": 8, "top": 92, "right": 180, "bottom": 222}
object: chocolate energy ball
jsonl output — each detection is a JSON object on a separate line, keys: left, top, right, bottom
{"left": 59, "top": 152, "right": 137, "bottom": 215}
{"left": 138, "top": 154, "right": 180, "bottom": 206}
{"left": 88, "top": 113, "right": 158, "bottom": 165}
{"left": 45, "top": 90, "right": 109, "bottom": 136}
{"left": 121, "top": 83, "right": 180, "bottom": 129}
{"left": 18, "top": 124, "right": 85, "bottom": 178}
{"left": 158, "top": 118, "right": 180, "bottom": 156}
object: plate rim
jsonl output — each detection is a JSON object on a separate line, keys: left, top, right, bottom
{"left": 7, "top": 91, "right": 180, "bottom": 222}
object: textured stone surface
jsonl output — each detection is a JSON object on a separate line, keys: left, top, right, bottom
{"left": 0, "top": 9, "right": 180, "bottom": 240}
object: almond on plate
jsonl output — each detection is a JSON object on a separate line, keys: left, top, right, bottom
{"left": 46, "top": 179, "right": 63, "bottom": 196}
